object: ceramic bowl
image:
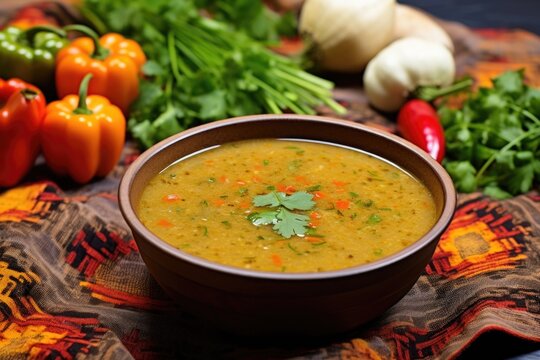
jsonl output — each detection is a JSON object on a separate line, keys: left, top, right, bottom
{"left": 118, "top": 114, "right": 456, "bottom": 336}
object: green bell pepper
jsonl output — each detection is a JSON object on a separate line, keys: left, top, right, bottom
{"left": 0, "top": 26, "right": 67, "bottom": 91}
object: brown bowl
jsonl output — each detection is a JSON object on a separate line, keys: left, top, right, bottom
{"left": 119, "top": 114, "right": 456, "bottom": 336}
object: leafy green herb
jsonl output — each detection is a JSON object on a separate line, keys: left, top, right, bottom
{"left": 253, "top": 191, "right": 315, "bottom": 210}
{"left": 440, "top": 70, "right": 540, "bottom": 198}
{"left": 247, "top": 211, "right": 278, "bottom": 226}
{"left": 349, "top": 192, "right": 359, "bottom": 198}
{"left": 82, "top": 0, "right": 346, "bottom": 149}
{"left": 266, "top": 185, "right": 276, "bottom": 191}
{"left": 248, "top": 191, "right": 315, "bottom": 238}
{"left": 263, "top": 159, "right": 270, "bottom": 166}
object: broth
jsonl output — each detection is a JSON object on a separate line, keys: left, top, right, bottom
{"left": 138, "top": 139, "right": 437, "bottom": 272}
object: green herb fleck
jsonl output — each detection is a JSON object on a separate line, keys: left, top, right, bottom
{"left": 199, "top": 226, "right": 208, "bottom": 236}
{"left": 238, "top": 188, "right": 248, "bottom": 197}
{"left": 306, "top": 184, "right": 322, "bottom": 192}
{"left": 221, "top": 220, "right": 232, "bottom": 228}
{"left": 288, "top": 159, "right": 302, "bottom": 171}
{"left": 208, "top": 177, "right": 216, "bottom": 183}
{"left": 263, "top": 159, "right": 270, "bottom": 166}
{"left": 349, "top": 192, "right": 359, "bottom": 198}
{"left": 367, "top": 214, "right": 382, "bottom": 224}
{"left": 266, "top": 185, "right": 276, "bottom": 191}
{"left": 374, "top": 248, "right": 383, "bottom": 256}
{"left": 287, "top": 242, "right": 301, "bottom": 255}
{"left": 360, "top": 199, "right": 373, "bottom": 208}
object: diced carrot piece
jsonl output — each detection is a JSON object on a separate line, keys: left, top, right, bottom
{"left": 333, "top": 180, "right": 347, "bottom": 187}
{"left": 310, "top": 211, "right": 321, "bottom": 220}
{"left": 213, "top": 199, "right": 226, "bottom": 207}
{"left": 239, "top": 200, "right": 251, "bottom": 209}
{"left": 313, "top": 191, "right": 326, "bottom": 199}
{"left": 252, "top": 175, "right": 262, "bottom": 183}
{"left": 277, "top": 184, "right": 295, "bottom": 194}
{"left": 294, "top": 175, "right": 310, "bottom": 185}
{"left": 218, "top": 176, "right": 229, "bottom": 183}
{"left": 162, "top": 194, "right": 181, "bottom": 202}
{"left": 305, "top": 236, "right": 322, "bottom": 243}
{"left": 236, "top": 180, "right": 246, "bottom": 185}
{"left": 157, "top": 219, "right": 173, "bottom": 227}
{"left": 308, "top": 220, "right": 320, "bottom": 228}
{"left": 336, "top": 199, "right": 350, "bottom": 210}
{"left": 271, "top": 254, "right": 283, "bottom": 267}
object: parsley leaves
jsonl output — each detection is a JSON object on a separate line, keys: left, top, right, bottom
{"left": 440, "top": 70, "right": 540, "bottom": 198}
{"left": 248, "top": 191, "right": 315, "bottom": 238}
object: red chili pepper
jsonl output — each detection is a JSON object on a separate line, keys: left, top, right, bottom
{"left": 397, "top": 99, "right": 445, "bottom": 163}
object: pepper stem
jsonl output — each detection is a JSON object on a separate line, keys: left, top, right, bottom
{"left": 21, "top": 25, "right": 66, "bottom": 45}
{"left": 414, "top": 78, "right": 474, "bottom": 102}
{"left": 73, "top": 74, "right": 94, "bottom": 115}
{"left": 63, "top": 24, "right": 110, "bottom": 60}
{"left": 20, "top": 89, "right": 38, "bottom": 101}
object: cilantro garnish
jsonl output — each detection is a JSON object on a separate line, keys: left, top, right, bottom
{"left": 248, "top": 191, "right": 315, "bottom": 238}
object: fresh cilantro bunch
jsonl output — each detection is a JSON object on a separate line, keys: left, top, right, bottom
{"left": 82, "top": 0, "right": 344, "bottom": 149}
{"left": 248, "top": 191, "right": 315, "bottom": 238}
{"left": 440, "top": 70, "right": 540, "bottom": 198}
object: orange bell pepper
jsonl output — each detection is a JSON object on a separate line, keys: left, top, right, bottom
{"left": 0, "top": 78, "right": 46, "bottom": 187}
{"left": 55, "top": 25, "right": 146, "bottom": 114}
{"left": 41, "top": 74, "right": 125, "bottom": 184}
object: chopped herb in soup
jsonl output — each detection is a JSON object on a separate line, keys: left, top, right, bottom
{"left": 137, "top": 139, "right": 437, "bottom": 272}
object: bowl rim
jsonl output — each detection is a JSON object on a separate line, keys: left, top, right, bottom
{"left": 119, "top": 114, "right": 456, "bottom": 280}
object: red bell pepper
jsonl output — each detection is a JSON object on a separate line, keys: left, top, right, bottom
{"left": 0, "top": 79, "right": 47, "bottom": 187}
{"left": 397, "top": 99, "right": 445, "bottom": 163}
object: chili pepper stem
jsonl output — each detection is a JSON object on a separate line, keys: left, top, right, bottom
{"left": 415, "top": 78, "right": 473, "bottom": 102}
{"left": 63, "top": 24, "right": 110, "bottom": 60}
{"left": 73, "top": 74, "right": 94, "bottom": 115}
{"left": 20, "top": 25, "right": 66, "bottom": 45}
{"left": 20, "top": 89, "right": 38, "bottom": 101}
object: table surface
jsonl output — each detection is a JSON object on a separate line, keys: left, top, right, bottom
{"left": 0, "top": 3, "right": 540, "bottom": 360}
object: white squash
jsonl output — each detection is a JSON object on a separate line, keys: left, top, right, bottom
{"left": 394, "top": 4, "right": 454, "bottom": 52}
{"left": 363, "top": 37, "right": 455, "bottom": 112}
{"left": 299, "top": 0, "right": 396, "bottom": 72}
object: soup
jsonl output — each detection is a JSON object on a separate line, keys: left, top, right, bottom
{"left": 137, "top": 139, "right": 437, "bottom": 272}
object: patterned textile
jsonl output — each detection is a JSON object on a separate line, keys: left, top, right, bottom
{"left": 1, "top": 12, "right": 540, "bottom": 360}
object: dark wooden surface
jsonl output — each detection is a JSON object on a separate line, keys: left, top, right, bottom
{"left": 402, "top": 0, "right": 540, "bottom": 35}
